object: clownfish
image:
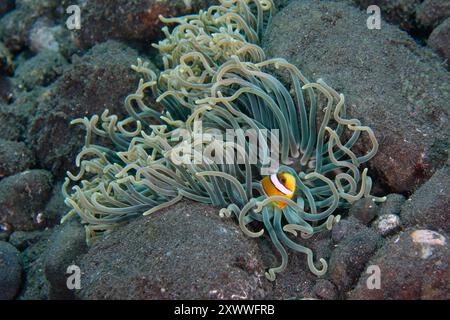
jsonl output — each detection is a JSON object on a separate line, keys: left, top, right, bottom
{"left": 261, "top": 172, "right": 296, "bottom": 209}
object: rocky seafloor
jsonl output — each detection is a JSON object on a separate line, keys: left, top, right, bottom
{"left": 0, "top": 0, "right": 449, "bottom": 300}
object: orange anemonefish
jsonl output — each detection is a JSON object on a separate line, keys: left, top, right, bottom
{"left": 261, "top": 172, "right": 296, "bottom": 209}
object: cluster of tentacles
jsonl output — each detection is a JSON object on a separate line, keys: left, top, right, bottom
{"left": 63, "top": 0, "right": 385, "bottom": 280}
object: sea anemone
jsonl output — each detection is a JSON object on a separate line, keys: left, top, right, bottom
{"left": 63, "top": 0, "right": 385, "bottom": 280}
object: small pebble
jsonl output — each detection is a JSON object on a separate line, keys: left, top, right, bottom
{"left": 349, "top": 198, "right": 379, "bottom": 225}
{"left": 374, "top": 214, "right": 401, "bottom": 237}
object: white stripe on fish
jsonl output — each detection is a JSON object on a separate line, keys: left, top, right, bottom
{"left": 270, "top": 174, "right": 293, "bottom": 196}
